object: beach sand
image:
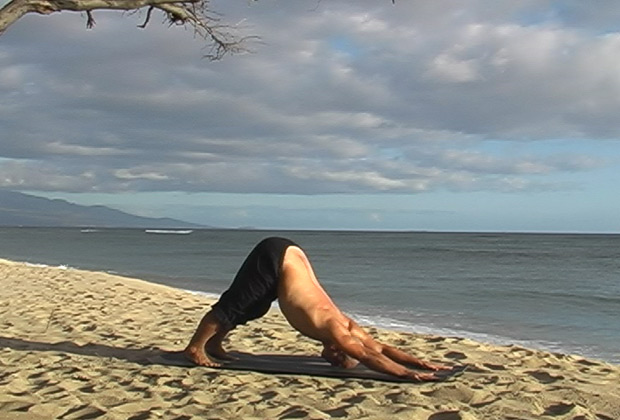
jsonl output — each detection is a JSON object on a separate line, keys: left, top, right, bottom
{"left": 1, "top": 259, "right": 619, "bottom": 420}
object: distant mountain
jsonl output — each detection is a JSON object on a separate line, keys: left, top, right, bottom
{"left": 0, "top": 190, "right": 205, "bottom": 228}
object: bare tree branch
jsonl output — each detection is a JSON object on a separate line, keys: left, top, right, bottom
{"left": 86, "top": 9, "right": 95, "bottom": 28}
{"left": 137, "top": 5, "right": 153, "bottom": 28}
{"left": 0, "top": 0, "right": 252, "bottom": 60}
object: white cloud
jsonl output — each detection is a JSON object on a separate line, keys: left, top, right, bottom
{"left": 114, "top": 169, "right": 169, "bottom": 181}
{"left": 0, "top": 0, "right": 618, "bottom": 197}
{"left": 426, "top": 53, "right": 482, "bottom": 83}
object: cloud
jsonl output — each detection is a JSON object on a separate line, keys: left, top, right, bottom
{"left": 1, "top": 1, "right": 618, "bottom": 196}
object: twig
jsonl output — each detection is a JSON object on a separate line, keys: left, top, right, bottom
{"left": 45, "top": 307, "right": 57, "bottom": 333}
{"left": 86, "top": 10, "right": 95, "bottom": 28}
{"left": 138, "top": 5, "right": 154, "bottom": 28}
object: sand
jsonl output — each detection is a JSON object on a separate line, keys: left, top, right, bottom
{"left": 0, "top": 258, "right": 619, "bottom": 420}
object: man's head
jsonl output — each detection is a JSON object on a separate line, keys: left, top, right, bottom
{"left": 321, "top": 344, "right": 359, "bottom": 369}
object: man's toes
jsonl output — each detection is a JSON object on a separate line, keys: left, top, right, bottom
{"left": 205, "top": 361, "right": 222, "bottom": 367}
{"left": 183, "top": 348, "right": 220, "bottom": 367}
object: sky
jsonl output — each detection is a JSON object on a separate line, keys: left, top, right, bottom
{"left": 1, "top": 0, "right": 620, "bottom": 232}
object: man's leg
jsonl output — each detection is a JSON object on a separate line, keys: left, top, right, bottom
{"left": 184, "top": 311, "right": 227, "bottom": 367}
{"left": 206, "top": 327, "right": 236, "bottom": 360}
{"left": 185, "top": 238, "right": 291, "bottom": 366}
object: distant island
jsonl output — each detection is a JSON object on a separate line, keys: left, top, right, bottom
{"left": 0, "top": 190, "right": 205, "bottom": 229}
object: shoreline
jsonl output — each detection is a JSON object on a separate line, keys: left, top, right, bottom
{"left": 1, "top": 258, "right": 619, "bottom": 419}
{"left": 2, "top": 256, "right": 618, "bottom": 365}
{"left": 2, "top": 256, "right": 615, "bottom": 365}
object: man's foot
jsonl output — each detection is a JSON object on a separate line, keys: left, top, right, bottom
{"left": 183, "top": 346, "right": 222, "bottom": 367}
{"left": 206, "top": 344, "right": 237, "bottom": 361}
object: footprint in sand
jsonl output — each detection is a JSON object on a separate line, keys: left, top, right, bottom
{"left": 509, "top": 347, "right": 534, "bottom": 356}
{"left": 576, "top": 358, "right": 600, "bottom": 367}
{"left": 0, "top": 401, "right": 34, "bottom": 412}
{"left": 543, "top": 402, "right": 575, "bottom": 416}
{"left": 469, "top": 391, "right": 501, "bottom": 408}
{"left": 57, "top": 404, "right": 107, "bottom": 419}
{"left": 343, "top": 394, "right": 366, "bottom": 404}
{"left": 444, "top": 351, "right": 468, "bottom": 361}
{"left": 278, "top": 406, "right": 310, "bottom": 419}
{"left": 526, "top": 370, "right": 564, "bottom": 384}
{"left": 482, "top": 363, "right": 507, "bottom": 371}
{"left": 320, "top": 406, "right": 347, "bottom": 418}
{"left": 594, "top": 413, "right": 616, "bottom": 420}
{"left": 260, "top": 390, "right": 278, "bottom": 400}
{"left": 428, "top": 410, "right": 471, "bottom": 420}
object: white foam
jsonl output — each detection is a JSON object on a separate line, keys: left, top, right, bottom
{"left": 348, "top": 311, "right": 573, "bottom": 356}
{"left": 23, "top": 261, "right": 71, "bottom": 270}
{"left": 184, "top": 289, "right": 222, "bottom": 300}
{"left": 145, "top": 230, "right": 193, "bottom": 235}
{"left": 24, "top": 262, "right": 50, "bottom": 268}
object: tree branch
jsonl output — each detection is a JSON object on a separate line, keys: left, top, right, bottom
{"left": 137, "top": 5, "right": 153, "bottom": 28}
{"left": 86, "top": 9, "right": 95, "bottom": 27}
{"left": 0, "top": 0, "right": 251, "bottom": 59}
{"left": 1, "top": 0, "right": 36, "bottom": 34}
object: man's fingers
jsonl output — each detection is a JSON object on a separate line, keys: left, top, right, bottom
{"left": 410, "top": 365, "right": 469, "bottom": 382}
{"left": 412, "top": 372, "right": 441, "bottom": 382}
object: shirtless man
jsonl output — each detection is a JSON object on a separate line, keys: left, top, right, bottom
{"left": 184, "top": 237, "right": 448, "bottom": 382}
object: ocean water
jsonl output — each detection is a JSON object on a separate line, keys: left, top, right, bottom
{"left": 0, "top": 227, "right": 618, "bottom": 364}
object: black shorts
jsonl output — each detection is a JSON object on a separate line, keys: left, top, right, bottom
{"left": 211, "top": 237, "right": 298, "bottom": 329}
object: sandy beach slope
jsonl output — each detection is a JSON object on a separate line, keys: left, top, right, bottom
{"left": 1, "top": 259, "right": 619, "bottom": 420}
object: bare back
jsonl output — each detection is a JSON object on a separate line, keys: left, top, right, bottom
{"left": 277, "top": 246, "right": 350, "bottom": 343}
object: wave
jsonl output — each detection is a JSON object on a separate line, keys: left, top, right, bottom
{"left": 184, "top": 289, "right": 222, "bottom": 300}
{"left": 23, "top": 261, "right": 70, "bottom": 270}
{"left": 345, "top": 310, "right": 601, "bottom": 360}
{"left": 145, "top": 230, "right": 194, "bottom": 235}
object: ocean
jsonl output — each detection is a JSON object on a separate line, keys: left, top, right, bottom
{"left": 1, "top": 227, "right": 618, "bottom": 364}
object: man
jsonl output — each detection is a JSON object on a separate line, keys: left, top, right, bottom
{"left": 184, "top": 237, "right": 448, "bottom": 382}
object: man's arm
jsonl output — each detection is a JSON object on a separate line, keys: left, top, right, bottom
{"left": 381, "top": 344, "right": 446, "bottom": 371}
{"left": 329, "top": 322, "right": 439, "bottom": 382}
{"left": 347, "top": 318, "right": 447, "bottom": 371}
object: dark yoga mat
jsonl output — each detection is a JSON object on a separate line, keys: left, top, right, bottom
{"left": 149, "top": 351, "right": 468, "bottom": 383}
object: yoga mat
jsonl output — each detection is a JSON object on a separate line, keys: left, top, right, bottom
{"left": 149, "top": 351, "right": 468, "bottom": 383}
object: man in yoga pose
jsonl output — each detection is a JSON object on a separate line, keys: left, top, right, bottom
{"left": 184, "top": 237, "right": 448, "bottom": 382}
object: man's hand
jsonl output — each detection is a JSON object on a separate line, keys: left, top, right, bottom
{"left": 409, "top": 365, "right": 469, "bottom": 382}
{"left": 417, "top": 361, "right": 448, "bottom": 371}
{"left": 322, "top": 344, "right": 360, "bottom": 369}
{"left": 406, "top": 371, "right": 443, "bottom": 382}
